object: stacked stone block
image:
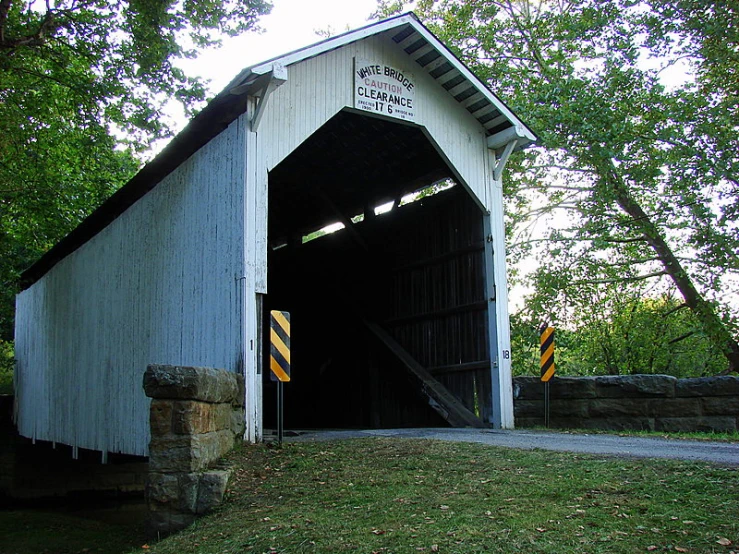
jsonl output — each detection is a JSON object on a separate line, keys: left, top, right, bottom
{"left": 143, "top": 364, "right": 245, "bottom": 535}
{"left": 514, "top": 375, "right": 739, "bottom": 433}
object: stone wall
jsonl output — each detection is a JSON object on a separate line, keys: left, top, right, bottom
{"left": 143, "top": 364, "right": 245, "bottom": 536}
{"left": 514, "top": 375, "right": 739, "bottom": 432}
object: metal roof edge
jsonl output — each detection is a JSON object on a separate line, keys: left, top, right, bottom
{"left": 405, "top": 16, "right": 537, "bottom": 146}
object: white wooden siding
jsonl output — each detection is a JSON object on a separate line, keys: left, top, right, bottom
{"left": 258, "top": 34, "right": 492, "bottom": 209}
{"left": 251, "top": 34, "right": 510, "bottom": 431}
{"left": 14, "top": 117, "right": 248, "bottom": 457}
{"left": 243, "top": 98, "right": 265, "bottom": 442}
{"left": 484, "top": 146, "right": 514, "bottom": 428}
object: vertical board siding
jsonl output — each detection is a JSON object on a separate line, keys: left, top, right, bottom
{"left": 256, "top": 35, "right": 501, "bottom": 427}
{"left": 260, "top": 35, "right": 492, "bottom": 210}
{"left": 265, "top": 186, "right": 486, "bottom": 428}
{"left": 244, "top": 98, "right": 265, "bottom": 441}
{"left": 383, "top": 190, "right": 492, "bottom": 422}
{"left": 16, "top": 27, "right": 512, "bottom": 449}
{"left": 15, "top": 117, "right": 247, "bottom": 456}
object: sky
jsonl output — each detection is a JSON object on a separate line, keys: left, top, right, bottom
{"left": 179, "top": 0, "right": 380, "bottom": 96}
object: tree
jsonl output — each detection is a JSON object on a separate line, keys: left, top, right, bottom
{"left": 512, "top": 276, "right": 726, "bottom": 378}
{"left": 376, "top": 0, "right": 739, "bottom": 372}
{"left": 0, "top": 0, "right": 271, "bottom": 341}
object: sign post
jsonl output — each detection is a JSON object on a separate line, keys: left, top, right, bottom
{"left": 270, "top": 310, "right": 291, "bottom": 445}
{"left": 540, "top": 324, "right": 555, "bottom": 428}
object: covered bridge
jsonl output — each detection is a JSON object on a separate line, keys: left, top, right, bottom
{"left": 14, "top": 13, "right": 536, "bottom": 457}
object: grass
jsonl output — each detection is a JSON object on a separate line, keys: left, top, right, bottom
{"left": 535, "top": 427, "right": 739, "bottom": 443}
{"left": 142, "top": 438, "right": 737, "bottom": 554}
{"left": 1, "top": 438, "right": 736, "bottom": 553}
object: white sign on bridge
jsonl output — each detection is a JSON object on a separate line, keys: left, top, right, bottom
{"left": 354, "top": 58, "right": 416, "bottom": 122}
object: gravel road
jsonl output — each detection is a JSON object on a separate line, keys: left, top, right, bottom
{"left": 284, "top": 427, "right": 739, "bottom": 466}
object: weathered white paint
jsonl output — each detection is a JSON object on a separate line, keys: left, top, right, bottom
{"left": 483, "top": 150, "right": 515, "bottom": 429}
{"left": 250, "top": 64, "right": 288, "bottom": 132}
{"left": 243, "top": 97, "right": 266, "bottom": 442}
{"left": 252, "top": 33, "right": 513, "bottom": 430}
{"left": 354, "top": 59, "right": 417, "bottom": 121}
{"left": 492, "top": 139, "right": 518, "bottom": 181}
{"left": 14, "top": 118, "right": 248, "bottom": 456}
{"left": 247, "top": 13, "right": 536, "bottom": 148}
{"left": 258, "top": 33, "right": 492, "bottom": 209}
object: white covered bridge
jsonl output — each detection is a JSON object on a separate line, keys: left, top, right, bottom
{"left": 14, "top": 13, "right": 536, "bottom": 457}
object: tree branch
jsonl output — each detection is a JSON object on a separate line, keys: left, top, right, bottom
{"left": 526, "top": 165, "right": 597, "bottom": 174}
{"left": 0, "top": 0, "right": 11, "bottom": 45}
{"left": 570, "top": 271, "right": 668, "bottom": 286}
{"left": 662, "top": 303, "right": 688, "bottom": 317}
{"left": 597, "top": 155, "right": 739, "bottom": 371}
{"left": 602, "top": 236, "right": 649, "bottom": 244}
{"left": 677, "top": 256, "right": 739, "bottom": 272}
{"left": 0, "top": 4, "right": 61, "bottom": 50}
{"left": 668, "top": 331, "right": 696, "bottom": 345}
{"left": 516, "top": 183, "right": 591, "bottom": 193}
{"left": 599, "top": 257, "right": 661, "bottom": 268}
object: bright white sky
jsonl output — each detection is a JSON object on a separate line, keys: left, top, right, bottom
{"left": 179, "top": 0, "right": 380, "bottom": 96}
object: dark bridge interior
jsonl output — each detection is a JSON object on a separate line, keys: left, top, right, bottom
{"left": 265, "top": 109, "right": 493, "bottom": 430}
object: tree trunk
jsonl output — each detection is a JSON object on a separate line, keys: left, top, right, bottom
{"left": 604, "top": 165, "right": 739, "bottom": 372}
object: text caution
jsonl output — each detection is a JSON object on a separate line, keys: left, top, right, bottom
{"left": 354, "top": 58, "right": 416, "bottom": 121}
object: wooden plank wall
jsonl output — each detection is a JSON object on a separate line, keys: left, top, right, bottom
{"left": 381, "top": 188, "right": 492, "bottom": 423}
{"left": 266, "top": 186, "right": 491, "bottom": 427}
{"left": 14, "top": 117, "right": 248, "bottom": 457}
{"left": 255, "top": 31, "right": 506, "bottom": 427}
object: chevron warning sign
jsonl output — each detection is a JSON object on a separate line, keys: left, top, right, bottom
{"left": 270, "top": 310, "right": 291, "bottom": 382}
{"left": 540, "top": 326, "right": 555, "bottom": 382}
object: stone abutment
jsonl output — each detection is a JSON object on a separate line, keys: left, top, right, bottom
{"left": 143, "top": 364, "right": 245, "bottom": 536}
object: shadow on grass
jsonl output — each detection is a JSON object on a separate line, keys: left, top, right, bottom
{"left": 0, "top": 496, "right": 147, "bottom": 554}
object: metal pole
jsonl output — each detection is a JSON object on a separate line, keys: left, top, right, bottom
{"left": 544, "top": 381, "right": 550, "bottom": 428}
{"left": 277, "top": 381, "right": 284, "bottom": 445}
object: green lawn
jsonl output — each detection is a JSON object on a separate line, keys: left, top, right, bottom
{"left": 1, "top": 438, "right": 736, "bottom": 554}
{"left": 148, "top": 439, "right": 737, "bottom": 553}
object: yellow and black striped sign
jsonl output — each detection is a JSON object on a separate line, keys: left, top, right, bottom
{"left": 540, "top": 326, "right": 555, "bottom": 382}
{"left": 270, "top": 310, "right": 291, "bottom": 382}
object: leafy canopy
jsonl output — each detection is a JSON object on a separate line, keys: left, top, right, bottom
{"left": 0, "top": 0, "right": 271, "bottom": 341}
{"left": 376, "top": 0, "right": 739, "bottom": 372}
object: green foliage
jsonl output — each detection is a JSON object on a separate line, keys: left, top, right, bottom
{"left": 0, "top": 339, "right": 13, "bottom": 394}
{"left": 511, "top": 292, "right": 726, "bottom": 378}
{"left": 0, "top": 0, "right": 271, "bottom": 342}
{"left": 377, "top": 0, "right": 739, "bottom": 371}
